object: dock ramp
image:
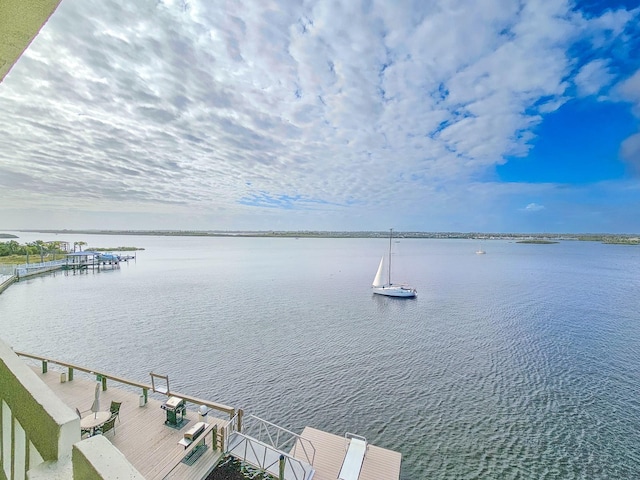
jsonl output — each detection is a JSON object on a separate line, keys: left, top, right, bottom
{"left": 338, "top": 433, "right": 367, "bottom": 480}
{"left": 227, "top": 432, "right": 314, "bottom": 480}
{"left": 224, "top": 414, "right": 315, "bottom": 480}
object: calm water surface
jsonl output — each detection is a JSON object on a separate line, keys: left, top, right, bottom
{"left": 2, "top": 233, "right": 640, "bottom": 479}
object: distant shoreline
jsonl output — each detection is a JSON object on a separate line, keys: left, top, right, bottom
{"left": 516, "top": 240, "right": 559, "bottom": 244}
{"left": 5, "top": 229, "right": 639, "bottom": 244}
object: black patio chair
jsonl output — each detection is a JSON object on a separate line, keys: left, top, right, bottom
{"left": 96, "top": 414, "right": 117, "bottom": 437}
{"left": 109, "top": 401, "right": 122, "bottom": 423}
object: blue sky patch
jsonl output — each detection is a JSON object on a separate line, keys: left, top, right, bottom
{"left": 497, "top": 99, "right": 638, "bottom": 184}
{"left": 239, "top": 192, "right": 332, "bottom": 210}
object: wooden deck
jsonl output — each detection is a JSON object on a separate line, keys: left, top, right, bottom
{"left": 293, "top": 427, "right": 402, "bottom": 480}
{"left": 25, "top": 359, "right": 402, "bottom": 480}
{"left": 29, "top": 365, "right": 227, "bottom": 480}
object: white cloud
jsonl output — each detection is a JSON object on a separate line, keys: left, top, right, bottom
{"left": 524, "top": 203, "right": 545, "bottom": 212}
{"left": 616, "top": 69, "right": 640, "bottom": 114}
{"left": 614, "top": 69, "right": 640, "bottom": 174}
{"left": 620, "top": 133, "right": 640, "bottom": 173}
{"left": 0, "top": 0, "right": 638, "bottom": 231}
{"left": 574, "top": 59, "right": 614, "bottom": 97}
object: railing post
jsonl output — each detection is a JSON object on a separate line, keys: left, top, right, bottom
{"left": 220, "top": 426, "right": 225, "bottom": 451}
{"left": 68, "top": 367, "right": 74, "bottom": 381}
{"left": 142, "top": 388, "right": 148, "bottom": 405}
{"left": 212, "top": 425, "right": 218, "bottom": 451}
{"left": 279, "top": 454, "right": 285, "bottom": 480}
{"left": 237, "top": 408, "right": 243, "bottom": 433}
{"left": 42, "top": 360, "right": 47, "bottom": 373}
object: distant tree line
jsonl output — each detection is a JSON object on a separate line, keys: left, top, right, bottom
{"left": 0, "top": 240, "right": 69, "bottom": 260}
{"left": 17, "top": 229, "right": 640, "bottom": 241}
{"left": 0, "top": 240, "right": 145, "bottom": 263}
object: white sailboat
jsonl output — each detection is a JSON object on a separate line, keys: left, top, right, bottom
{"left": 372, "top": 229, "right": 417, "bottom": 298}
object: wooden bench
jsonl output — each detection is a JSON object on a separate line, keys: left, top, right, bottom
{"left": 177, "top": 422, "right": 207, "bottom": 448}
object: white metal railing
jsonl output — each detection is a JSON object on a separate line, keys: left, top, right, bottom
{"left": 14, "top": 260, "right": 66, "bottom": 278}
{"left": 14, "top": 260, "right": 67, "bottom": 278}
{"left": 226, "top": 432, "right": 313, "bottom": 480}
{"left": 240, "top": 414, "right": 316, "bottom": 466}
{"left": 220, "top": 413, "right": 316, "bottom": 480}
{"left": 16, "top": 259, "right": 66, "bottom": 269}
{"left": 0, "top": 264, "right": 17, "bottom": 276}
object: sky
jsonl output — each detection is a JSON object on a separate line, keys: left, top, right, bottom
{"left": 1, "top": 0, "right": 640, "bottom": 233}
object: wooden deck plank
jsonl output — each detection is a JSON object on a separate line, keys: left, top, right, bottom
{"left": 28, "top": 364, "right": 228, "bottom": 480}
{"left": 164, "top": 449, "right": 223, "bottom": 480}
{"left": 294, "top": 427, "right": 401, "bottom": 480}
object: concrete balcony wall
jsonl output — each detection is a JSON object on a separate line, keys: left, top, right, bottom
{"left": 72, "top": 436, "right": 145, "bottom": 480}
{"left": 0, "top": 339, "right": 79, "bottom": 479}
{"left": 0, "top": 0, "right": 62, "bottom": 83}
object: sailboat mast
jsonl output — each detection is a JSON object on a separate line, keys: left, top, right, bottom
{"left": 388, "top": 228, "right": 392, "bottom": 285}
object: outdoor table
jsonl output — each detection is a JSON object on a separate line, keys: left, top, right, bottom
{"left": 80, "top": 411, "right": 111, "bottom": 435}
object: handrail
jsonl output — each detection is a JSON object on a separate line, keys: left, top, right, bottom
{"left": 221, "top": 411, "right": 240, "bottom": 449}
{"left": 242, "top": 414, "right": 316, "bottom": 466}
{"left": 16, "top": 259, "right": 67, "bottom": 269}
{"left": 14, "top": 351, "right": 235, "bottom": 418}
{"left": 229, "top": 432, "right": 313, "bottom": 480}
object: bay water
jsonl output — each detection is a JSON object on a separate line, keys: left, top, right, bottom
{"left": 1, "top": 233, "right": 639, "bottom": 479}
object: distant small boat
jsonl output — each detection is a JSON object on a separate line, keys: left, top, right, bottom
{"left": 476, "top": 248, "right": 486, "bottom": 255}
{"left": 96, "top": 252, "right": 121, "bottom": 262}
{"left": 372, "top": 229, "right": 417, "bottom": 298}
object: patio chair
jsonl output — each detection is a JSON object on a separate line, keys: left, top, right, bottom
{"left": 76, "top": 405, "right": 92, "bottom": 418}
{"left": 96, "top": 414, "right": 117, "bottom": 437}
{"left": 110, "top": 401, "right": 122, "bottom": 422}
{"left": 76, "top": 407, "right": 93, "bottom": 436}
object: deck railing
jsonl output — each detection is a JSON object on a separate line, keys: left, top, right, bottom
{"left": 221, "top": 411, "right": 240, "bottom": 450}
{"left": 14, "top": 351, "right": 235, "bottom": 419}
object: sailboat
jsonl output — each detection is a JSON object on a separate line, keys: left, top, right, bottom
{"left": 372, "top": 229, "right": 417, "bottom": 298}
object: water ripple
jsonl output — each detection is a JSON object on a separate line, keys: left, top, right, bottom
{"left": 1, "top": 237, "right": 640, "bottom": 478}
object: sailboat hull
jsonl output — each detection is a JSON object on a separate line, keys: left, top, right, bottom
{"left": 372, "top": 286, "right": 417, "bottom": 298}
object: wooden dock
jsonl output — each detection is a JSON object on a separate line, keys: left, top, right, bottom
{"left": 293, "top": 427, "right": 402, "bottom": 480}
{"left": 23, "top": 357, "right": 402, "bottom": 480}
{"left": 29, "top": 365, "right": 227, "bottom": 480}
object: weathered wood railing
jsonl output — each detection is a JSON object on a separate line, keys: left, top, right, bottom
{"left": 14, "top": 350, "right": 235, "bottom": 419}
